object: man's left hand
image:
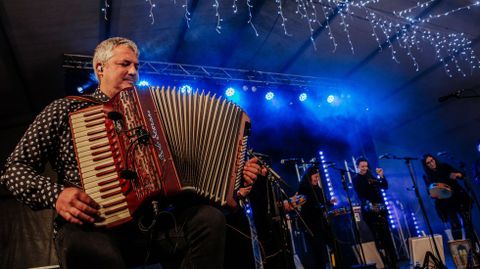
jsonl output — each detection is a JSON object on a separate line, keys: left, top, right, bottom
{"left": 243, "top": 157, "right": 267, "bottom": 186}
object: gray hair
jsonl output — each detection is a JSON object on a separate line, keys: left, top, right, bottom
{"left": 93, "top": 37, "right": 139, "bottom": 80}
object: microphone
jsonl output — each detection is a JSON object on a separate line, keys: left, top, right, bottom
{"left": 437, "top": 151, "right": 449, "bottom": 157}
{"left": 438, "top": 89, "right": 464, "bottom": 103}
{"left": 322, "top": 162, "right": 336, "bottom": 168}
{"left": 378, "top": 153, "right": 391, "bottom": 160}
{"left": 252, "top": 152, "right": 269, "bottom": 158}
{"left": 280, "top": 158, "right": 303, "bottom": 165}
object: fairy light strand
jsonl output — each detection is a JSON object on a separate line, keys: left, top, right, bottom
{"left": 102, "top": 0, "right": 110, "bottom": 21}
{"left": 119, "top": 0, "right": 480, "bottom": 76}
{"left": 246, "top": 0, "right": 259, "bottom": 36}
{"left": 213, "top": 0, "right": 222, "bottom": 33}
{"left": 182, "top": 0, "right": 191, "bottom": 28}
{"left": 232, "top": 0, "right": 238, "bottom": 14}
{"left": 338, "top": 4, "right": 355, "bottom": 54}
{"left": 146, "top": 0, "right": 156, "bottom": 24}
{"left": 319, "top": 2, "right": 338, "bottom": 52}
{"left": 275, "top": 0, "right": 290, "bottom": 36}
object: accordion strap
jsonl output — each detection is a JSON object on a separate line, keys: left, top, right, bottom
{"left": 65, "top": 95, "right": 104, "bottom": 104}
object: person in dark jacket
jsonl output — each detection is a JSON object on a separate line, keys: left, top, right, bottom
{"left": 296, "top": 165, "right": 335, "bottom": 268}
{"left": 352, "top": 157, "right": 397, "bottom": 269}
{"left": 422, "top": 153, "right": 473, "bottom": 241}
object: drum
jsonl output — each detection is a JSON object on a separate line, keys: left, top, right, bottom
{"left": 428, "top": 183, "right": 452, "bottom": 199}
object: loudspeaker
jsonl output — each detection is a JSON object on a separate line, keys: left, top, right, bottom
{"left": 408, "top": 235, "right": 445, "bottom": 267}
{"left": 352, "top": 241, "right": 385, "bottom": 268}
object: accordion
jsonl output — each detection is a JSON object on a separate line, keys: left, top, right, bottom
{"left": 69, "top": 86, "right": 250, "bottom": 228}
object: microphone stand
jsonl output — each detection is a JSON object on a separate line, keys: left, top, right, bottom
{"left": 438, "top": 87, "right": 480, "bottom": 103}
{"left": 331, "top": 166, "right": 367, "bottom": 266}
{"left": 387, "top": 155, "right": 446, "bottom": 269}
{"left": 248, "top": 151, "right": 314, "bottom": 268}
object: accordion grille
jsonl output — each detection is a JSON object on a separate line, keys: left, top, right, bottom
{"left": 149, "top": 86, "right": 249, "bottom": 206}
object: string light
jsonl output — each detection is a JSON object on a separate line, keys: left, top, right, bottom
{"left": 182, "top": 0, "right": 191, "bottom": 28}
{"left": 101, "top": 0, "right": 109, "bottom": 21}
{"left": 319, "top": 151, "right": 335, "bottom": 199}
{"left": 410, "top": 212, "right": 423, "bottom": 236}
{"left": 232, "top": 0, "right": 238, "bottom": 14}
{"left": 381, "top": 189, "right": 396, "bottom": 229}
{"left": 319, "top": 2, "right": 338, "bottom": 52}
{"left": 246, "top": 0, "right": 259, "bottom": 36}
{"left": 146, "top": 0, "right": 156, "bottom": 24}
{"left": 213, "top": 0, "right": 222, "bottom": 33}
{"left": 101, "top": 0, "right": 480, "bottom": 76}
{"left": 275, "top": 0, "right": 291, "bottom": 36}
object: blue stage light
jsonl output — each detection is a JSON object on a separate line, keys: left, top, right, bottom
{"left": 76, "top": 86, "right": 84, "bottom": 94}
{"left": 180, "top": 85, "right": 193, "bottom": 94}
{"left": 327, "top": 95, "right": 335, "bottom": 103}
{"left": 138, "top": 80, "right": 150, "bottom": 86}
{"left": 298, "top": 93, "right": 307, "bottom": 102}
{"left": 225, "top": 87, "right": 235, "bottom": 97}
{"left": 265, "top": 92, "right": 274, "bottom": 100}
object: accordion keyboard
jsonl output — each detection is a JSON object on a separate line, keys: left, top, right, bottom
{"left": 70, "top": 105, "right": 132, "bottom": 227}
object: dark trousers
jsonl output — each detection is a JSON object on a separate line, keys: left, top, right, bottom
{"left": 363, "top": 212, "right": 397, "bottom": 269}
{"left": 54, "top": 204, "right": 225, "bottom": 269}
{"left": 305, "top": 233, "right": 328, "bottom": 269}
{"left": 435, "top": 196, "right": 473, "bottom": 240}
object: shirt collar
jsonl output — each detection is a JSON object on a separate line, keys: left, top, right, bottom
{"left": 90, "top": 88, "right": 110, "bottom": 103}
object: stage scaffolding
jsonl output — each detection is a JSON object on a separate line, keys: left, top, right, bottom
{"left": 63, "top": 54, "right": 345, "bottom": 89}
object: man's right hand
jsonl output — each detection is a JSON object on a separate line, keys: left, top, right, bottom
{"left": 55, "top": 187, "right": 100, "bottom": 225}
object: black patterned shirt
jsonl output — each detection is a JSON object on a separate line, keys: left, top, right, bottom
{"left": 1, "top": 89, "right": 109, "bottom": 210}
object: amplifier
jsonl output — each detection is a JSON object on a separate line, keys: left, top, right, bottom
{"left": 408, "top": 235, "right": 445, "bottom": 267}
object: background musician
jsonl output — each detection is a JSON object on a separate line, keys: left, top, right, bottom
{"left": 0, "top": 37, "right": 264, "bottom": 269}
{"left": 352, "top": 157, "right": 397, "bottom": 269}
{"left": 422, "top": 153, "right": 473, "bottom": 241}
{"left": 296, "top": 165, "right": 336, "bottom": 269}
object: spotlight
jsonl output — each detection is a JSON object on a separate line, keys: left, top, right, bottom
{"left": 251, "top": 86, "right": 257, "bottom": 92}
{"left": 327, "top": 95, "right": 335, "bottom": 104}
{"left": 265, "top": 91, "right": 274, "bottom": 100}
{"left": 242, "top": 85, "right": 248, "bottom": 91}
{"left": 225, "top": 87, "right": 235, "bottom": 97}
{"left": 138, "top": 80, "right": 150, "bottom": 86}
{"left": 298, "top": 93, "right": 307, "bottom": 102}
{"left": 180, "top": 85, "right": 193, "bottom": 94}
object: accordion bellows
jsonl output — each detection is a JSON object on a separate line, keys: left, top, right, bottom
{"left": 69, "top": 86, "right": 250, "bottom": 228}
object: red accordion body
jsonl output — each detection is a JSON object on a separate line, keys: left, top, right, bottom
{"left": 69, "top": 87, "right": 250, "bottom": 228}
